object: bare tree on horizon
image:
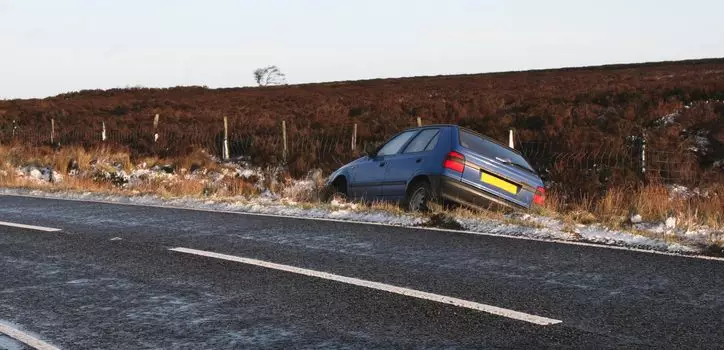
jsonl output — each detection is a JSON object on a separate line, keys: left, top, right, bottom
{"left": 253, "top": 66, "right": 287, "bottom": 86}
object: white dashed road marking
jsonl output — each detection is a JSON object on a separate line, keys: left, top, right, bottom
{"left": 170, "top": 247, "right": 563, "bottom": 326}
{"left": 0, "top": 323, "right": 60, "bottom": 350}
{"left": 0, "top": 221, "right": 61, "bottom": 232}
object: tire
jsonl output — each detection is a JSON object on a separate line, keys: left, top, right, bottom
{"left": 404, "top": 180, "right": 435, "bottom": 212}
{"left": 322, "top": 178, "right": 347, "bottom": 203}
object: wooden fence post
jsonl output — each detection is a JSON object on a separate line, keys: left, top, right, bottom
{"left": 640, "top": 131, "right": 647, "bottom": 184}
{"left": 351, "top": 123, "right": 357, "bottom": 151}
{"left": 416, "top": 117, "right": 422, "bottom": 127}
{"left": 282, "top": 120, "right": 287, "bottom": 164}
{"left": 153, "top": 114, "right": 159, "bottom": 143}
{"left": 12, "top": 120, "right": 16, "bottom": 137}
{"left": 223, "top": 116, "right": 229, "bottom": 160}
{"left": 51, "top": 118, "right": 55, "bottom": 144}
{"left": 102, "top": 122, "right": 106, "bottom": 141}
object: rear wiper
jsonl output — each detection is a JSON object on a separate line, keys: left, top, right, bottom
{"left": 495, "top": 157, "right": 535, "bottom": 174}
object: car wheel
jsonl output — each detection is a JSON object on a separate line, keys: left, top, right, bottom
{"left": 322, "top": 178, "right": 348, "bottom": 202}
{"left": 405, "top": 181, "right": 435, "bottom": 212}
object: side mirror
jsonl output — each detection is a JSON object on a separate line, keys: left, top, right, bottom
{"left": 363, "top": 143, "right": 378, "bottom": 158}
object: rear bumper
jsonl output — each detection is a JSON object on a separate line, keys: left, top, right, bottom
{"left": 432, "top": 175, "right": 529, "bottom": 211}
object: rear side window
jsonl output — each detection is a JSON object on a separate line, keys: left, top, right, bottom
{"left": 377, "top": 130, "right": 418, "bottom": 156}
{"left": 424, "top": 133, "right": 439, "bottom": 151}
{"left": 403, "top": 129, "right": 439, "bottom": 153}
{"left": 459, "top": 130, "right": 534, "bottom": 172}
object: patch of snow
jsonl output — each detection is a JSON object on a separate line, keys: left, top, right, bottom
{"left": 630, "top": 214, "right": 642, "bottom": 224}
{"left": 667, "top": 184, "right": 709, "bottom": 199}
{"left": 694, "top": 135, "right": 710, "bottom": 153}
{"left": 654, "top": 112, "right": 678, "bottom": 127}
{"left": 15, "top": 166, "right": 63, "bottom": 183}
{"left": 575, "top": 224, "right": 695, "bottom": 253}
{"left": 668, "top": 184, "right": 693, "bottom": 199}
{"left": 665, "top": 217, "right": 677, "bottom": 229}
{"left": 330, "top": 198, "right": 359, "bottom": 210}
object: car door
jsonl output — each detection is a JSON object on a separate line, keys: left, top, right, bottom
{"left": 383, "top": 129, "right": 441, "bottom": 200}
{"left": 349, "top": 155, "right": 387, "bottom": 200}
{"left": 350, "top": 130, "right": 418, "bottom": 200}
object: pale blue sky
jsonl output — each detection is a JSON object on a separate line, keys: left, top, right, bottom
{"left": 1, "top": 0, "right": 723, "bottom": 98}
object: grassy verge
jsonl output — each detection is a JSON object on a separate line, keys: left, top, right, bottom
{"left": 1, "top": 144, "right": 722, "bottom": 250}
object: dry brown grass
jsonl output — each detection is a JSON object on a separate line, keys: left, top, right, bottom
{"left": 2, "top": 144, "right": 721, "bottom": 233}
{"left": 543, "top": 183, "right": 723, "bottom": 229}
{"left": 0, "top": 144, "right": 261, "bottom": 200}
{"left": 174, "top": 149, "right": 220, "bottom": 172}
{"left": 368, "top": 200, "right": 406, "bottom": 215}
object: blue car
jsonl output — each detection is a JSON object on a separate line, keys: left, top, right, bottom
{"left": 325, "top": 124, "right": 545, "bottom": 212}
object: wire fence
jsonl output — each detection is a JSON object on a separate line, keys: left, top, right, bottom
{"left": 0, "top": 119, "right": 712, "bottom": 187}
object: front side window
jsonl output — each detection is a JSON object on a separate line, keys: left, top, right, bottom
{"left": 377, "top": 131, "right": 418, "bottom": 156}
{"left": 403, "top": 129, "right": 440, "bottom": 154}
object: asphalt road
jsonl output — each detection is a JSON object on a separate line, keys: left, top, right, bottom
{"left": 0, "top": 195, "right": 722, "bottom": 349}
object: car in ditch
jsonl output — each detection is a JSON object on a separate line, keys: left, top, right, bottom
{"left": 324, "top": 124, "right": 545, "bottom": 211}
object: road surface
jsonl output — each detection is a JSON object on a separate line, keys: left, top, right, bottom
{"left": 0, "top": 195, "right": 722, "bottom": 349}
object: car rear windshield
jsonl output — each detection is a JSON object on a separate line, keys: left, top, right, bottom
{"left": 458, "top": 130, "right": 535, "bottom": 172}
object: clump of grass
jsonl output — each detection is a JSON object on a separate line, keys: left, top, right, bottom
{"left": 174, "top": 149, "right": 220, "bottom": 173}
{"left": 368, "top": 200, "right": 406, "bottom": 215}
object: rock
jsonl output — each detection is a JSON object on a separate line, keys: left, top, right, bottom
{"left": 29, "top": 168, "right": 42, "bottom": 180}
{"left": 67, "top": 159, "right": 79, "bottom": 172}
{"left": 630, "top": 214, "right": 643, "bottom": 224}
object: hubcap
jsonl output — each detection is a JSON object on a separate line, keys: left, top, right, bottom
{"left": 410, "top": 188, "right": 427, "bottom": 211}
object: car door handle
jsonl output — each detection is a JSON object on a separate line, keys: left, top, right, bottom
{"left": 415, "top": 158, "right": 422, "bottom": 163}
{"left": 379, "top": 162, "right": 386, "bottom": 167}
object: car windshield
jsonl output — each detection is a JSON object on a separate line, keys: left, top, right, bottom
{"left": 459, "top": 130, "right": 535, "bottom": 172}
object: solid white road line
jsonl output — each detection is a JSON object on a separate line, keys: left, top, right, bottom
{"left": 169, "top": 247, "right": 563, "bottom": 326}
{"left": 0, "top": 323, "right": 60, "bottom": 350}
{"left": 0, "top": 221, "right": 61, "bottom": 232}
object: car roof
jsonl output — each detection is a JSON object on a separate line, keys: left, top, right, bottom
{"left": 401, "top": 124, "right": 523, "bottom": 155}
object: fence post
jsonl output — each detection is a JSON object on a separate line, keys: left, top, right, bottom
{"left": 282, "top": 120, "right": 287, "bottom": 164}
{"left": 153, "top": 114, "right": 159, "bottom": 143}
{"left": 12, "top": 120, "right": 16, "bottom": 137}
{"left": 416, "top": 117, "right": 422, "bottom": 127}
{"left": 51, "top": 118, "right": 55, "bottom": 145}
{"left": 351, "top": 123, "right": 357, "bottom": 151}
{"left": 640, "top": 131, "right": 647, "bottom": 184}
{"left": 508, "top": 129, "right": 515, "bottom": 149}
{"left": 223, "top": 116, "right": 229, "bottom": 160}
{"left": 102, "top": 122, "right": 107, "bottom": 142}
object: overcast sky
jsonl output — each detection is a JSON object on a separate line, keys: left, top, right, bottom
{"left": 1, "top": 0, "right": 723, "bottom": 99}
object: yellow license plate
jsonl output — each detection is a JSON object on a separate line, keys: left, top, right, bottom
{"left": 481, "top": 172, "right": 518, "bottom": 194}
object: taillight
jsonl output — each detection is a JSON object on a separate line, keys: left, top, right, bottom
{"left": 533, "top": 186, "right": 545, "bottom": 205}
{"left": 443, "top": 151, "right": 465, "bottom": 173}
